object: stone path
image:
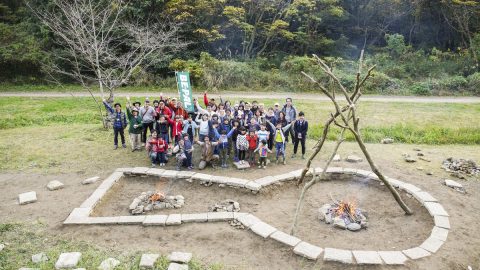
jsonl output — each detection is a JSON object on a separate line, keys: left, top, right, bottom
{"left": 62, "top": 166, "right": 451, "bottom": 266}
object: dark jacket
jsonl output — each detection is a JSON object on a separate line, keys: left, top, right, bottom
{"left": 293, "top": 120, "right": 308, "bottom": 139}
{"left": 127, "top": 108, "right": 143, "bottom": 134}
{"left": 103, "top": 101, "right": 127, "bottom": 129}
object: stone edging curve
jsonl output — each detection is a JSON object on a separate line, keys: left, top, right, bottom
{"left": 64, "top": 167, "right": 450, "bottom": 265}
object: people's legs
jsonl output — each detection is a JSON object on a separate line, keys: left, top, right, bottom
{"left": 227, "top": 138, "right": 232, "bottom": 156}
{"left": 160, "top": 152, "right": 166, "bottom": 164}
{"left": 220, "top": 148, "right": 227, "bottom": 166}
{"left": 148, "top": 122, "right": 154, "bottom": 138}
{"left": 301, "top": 137, "right": 306, "bottom": 155}
{"left": 186, "top": 152, "right": 192, "bottom": 168}
{"left": 275, "top": 143, "right": 282, "bottom": 160}
{"left": 293, "top": 137, "right": 299, "bottom": 154}
{"left": 238, "top": 150, "right": 245, "bottom": 161}
{"left": 119, "top": 128, "right": 126, "bottom": 146}
{"left": 141, "top": 123, "right": 148, "bottom": 143}
{"left": 268, "top": 136, "right": 273, "bottom": 150}
{"left": 211, "top": 155, "right": 219, "bottom": 167}
{"left": 150, "top": 152, "right": 158, "bottom": 165}
{"left": 129, "top": 133, "right": 135, "bottom": 150}
{"left": 113, "top": 128, "right": 119, "bottom": 146}
{"left": 248, "top": 149, "right": 255, "bottom": 164}
{"left": 135, "top": 134, "right": 142, "bottom": 150}
{"left": 233, "top": 143, "right": 239, "bottom": 162}
{"left": 199, "top": 134, "right": 206, "bottom": 142}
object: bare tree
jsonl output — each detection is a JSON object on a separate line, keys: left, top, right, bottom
{"left": 27, "top": 0, "right": 188, "bottom": 125}
{"left": 290, "top": 51, "right": 413, "bottom": 235}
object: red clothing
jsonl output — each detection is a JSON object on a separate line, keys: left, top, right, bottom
{"left": 147, "top": 138, "right": 168, "bottom": 153}
{"left": 168, "top": 101, "right": 189, "bottom": 119}
{"left": 156, "top": 106, "right": 172, "bottom": 119}
{"left": 167, "top": 117, "right": 184, "bottom": 137}
{"left": 246, "top": 134, "right": 258, "bottom": 150}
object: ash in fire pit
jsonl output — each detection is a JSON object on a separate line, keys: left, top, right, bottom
{"left": 318, "top": 199, "right": 367, "bottom": 232}
{"left": 442, "top": 157, "right": 479, "bottom": 177}
{"left": 209, "top": 199, "right": 240, "bottom": 212}
{"left": 129, "top": 191, "right": 184, "bottom": 215}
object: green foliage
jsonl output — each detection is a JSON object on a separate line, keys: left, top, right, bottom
{"left": 385, "top": 34, "right": 411, "bottom": 58}
{"left": 467, "top": 72, "right": 480, "bottom": 94}
{"left": 410, "top": 82, "right": 432, "bottom": 96}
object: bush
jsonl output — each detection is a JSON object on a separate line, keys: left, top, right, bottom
{"left": 410, "top": 82, "right": 432, "bottom": 96}
{"left": 467, "top": 72, "right": 480, "bottom": 95}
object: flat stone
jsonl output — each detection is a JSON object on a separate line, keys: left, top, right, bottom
{"left": 236, "top": 214, "right": 261, "bottom": 228}
{"left": 224, "top": 178, "right": 248, "bottom": 188}
{"left": 143, "top": 215, "right": 168, "bottom": 226}
{"left": 412, "top": 191, "right": 438, "bottom": 204}
{"left": 430, "top": 226, "right": 449, "bottom": 241}
{"left": 355, "top": 169, "right": 372, "bottom": 177}
{"left": 323, "top": 248, "right": 353, "bottom": 264}
{"left": 250, "top": 221, "right": 277, "bottom": 238}
{"left": 97, "top": 172, "right": 123, "bottom": 190}
{"left": 115, "top": 167, "right": 133, "bottom": 173}
{"left": 117, "top": 216, "right": 146, "bottom": 224}
{"left": 444, "top": 179, "right": 463, "bottom": 189}
{"left": 343, "top": 168, "right": 358, "bottom": 175}
{"left": 381, "top": 138, "right": 394, "bottom": 144}
{"left": 131, "top": 167, "right": 150, "bottom": 174}
{"left": 162, "top": 170, "right": 178, "bottom": 178}
{"left": 326, "top": 167, "right": 344, "bottom": 173}
{"left": 378, "top": 251, "right": 407, "bottom": 265}
{"left": 0, "top": 243, "right": 4, "bottom": 251}
{"left": 82, "top": 217, "right": 119, "bottom": 225}
{"left": 167, "top": 263, "right": 188, "bottom": 270}
{"left": 207, "top": 212, "right": 234, "bottom": 222}
{"left": 233, "top": 161, "right": 250, "bottom": 169}
{"left": 166, "top": 214, "right": 182, "bottom": 225}
{"left": 420, "top": 237, "right": 445, "bottom": 253}
{"left": 47, "top": 180, "right": 65, "bottom": 191}
{"left": 168, "top": 252, "right": 192, "bottom": 263}
{"left": 129, "top": 198, "right": 142, "bottom": 210}
{"left": 191, "top": 173, "right": 212, "bottom": 182}
{"left": 255, "top": 176, "right": 277, "bottom": 187}
{"left": 346, "top": 223, "right": 361, "bottom": 231}
{"left": 269, "top": 231, "right": 301, "bottom": 247}
{"left": 55, "top": 252, "right": 82, "bottom": 269}
{"left": 19, "top": 268, "right": 40, "bottom": 270}
{"left": 139, "top": 254, "right": 159, "bottom": 269}
{"left": 82, "top": 176, "right": 100, "bottom": 185}
{"left": 98, "top": 258, "right": 120, "bottom": 270}
{"left": 434, "top": 215, "right": 451, "bottom": 229}
{"left": 333, "top": 217, "right": 346, "bottom": 229}
{"left": 346, "top": 155, "right": 363, "bottom": 163}
{"left": 67, "top": 208, "right": 91, "bottom": 219}
{"left": 245, "top": 181, "right": 261, "bottom": 192}
{"left": 145, "top": 168, "right": 165, "bottom": 176}
{"left": 424, "top": 202, "right": 449, "bottom": 217}
{"left": 402, "top": 247, "right": 431, "bottom": 260}
{"left": 398, "top": 183, "right": 422, "bottom": 194}
{"left": 404, "top": 156, "right": 417, "bottom": 163}
{"left": 176, "top": 171, "right": 196, "bottom": 179}
{"left": 32, "top": 253, "right": 48, "bottom": 263}
{"left": 352, "top": 250, "right": 383, "bottom": 265}
{"left": 333, "top": 154, "right": 341, "bottom": 162}
{"left": 79, "top": 188, "right": 108, "bottom": 208}
{"left": 293, "top": 242, "right": 323, "bottom": 260}
{"left": 181, "top": 213, "right": 208, "bottom": 223}
{"left": 18, "top": 191, "right": 37, "bottom": 205}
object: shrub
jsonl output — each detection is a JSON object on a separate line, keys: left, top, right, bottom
{"left": 467, "top": 72, "right": 480, "bottom": 95}
{"left": 410, "top": 82, "right": 432, "bottom": 96}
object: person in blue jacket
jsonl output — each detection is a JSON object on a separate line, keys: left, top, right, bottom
{"left": 103, "top": 99, "right": 127, "bottom": 149}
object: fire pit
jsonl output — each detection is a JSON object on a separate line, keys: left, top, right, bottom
{"left": 318, "top": 198, "right": 367, "bottom": 232}
{"left": 129, "top": 191, "right": 184, "bottom": 215}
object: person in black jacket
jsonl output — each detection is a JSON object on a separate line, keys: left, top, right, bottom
{"left": 292, "top": 111, "right": 308, "bottom": 159}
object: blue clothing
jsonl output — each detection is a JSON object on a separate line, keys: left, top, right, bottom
{"left": 103, "top": 101, "right": 127, "bottom": 129}
{"left": 213, "top": 128, "right": 235, "bottom": 149}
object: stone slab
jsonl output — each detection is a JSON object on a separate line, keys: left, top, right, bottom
{"left": 355, "top": 169, "right": 372, "bottom": 178}
{"left": 233, "top": 212, "right": 248, "bottom": 219}
{"left": 236, "top": 214, "right": 261, "bottom": 228}
{"left": 97, "top": 172, "right": 123, "bottom": 190}
{"left": 82, "top": 176, "right": 100, "bottom": 185}
{"left": 115, "top": 167, "right": 133, "bottom": 173}
{"left": 402, "top": 247, "right": 431, "bottom": 260}
{"left": 386, "top": 178, "right": 404, "bottom": 187}
{"left": 233, "top": 161, "right": 250, "bottom": 169}
{"left": 166, "top": 214, "right": 182, "bottom": 225}
{"left": 293, "top": 242, "right": 323, "bottom": 260}
{"left": 55, "top": 252, "right": 82, "bottom": 269}
{"left": 430, "top": 226, "right": 449, "bottom": 241}
{"left": 207, "top": 212, "right": 234, "bottom": 222}
{"left": 434, "top": 215, "right": 451, "bottom": 229}
{"left": 181, "top": 213, "right": 208, "bottom": 223}
{"left": 167, "top": 263, "right": 188, "bottom": 270}
{"left": 412, "top": 191, "right": 438, "bottom": 204}
{"left": 424, "top": 202, "right": 449, "bottom": 217}
{"left": 67, "top": 208, "right": 91, "bottom": 219}
{"left": 245, "top": 181, "right": 261, "bottom": 192}
{"left": 323, "top": 248, "right": 353, "bottom": 264}
{"left": 47, "top": 180, "right": 65, "bottom": 191}
{"left": 342, "top": 168, "right": 358, "bottom": 175}
{"left": 98, "top": 258, "right": 120, "bottom": 270}
{"left": 352, "top": 251, "right": 383, "bottom": 265}
{"left": 145, "top": 168, "right": 165, "bottom": 176}
{"left": 131, "top": 167, "right": 150, "bottom": 174}
{"left": 117, "top": 216, "right": 146, "bottom": 224}
{"left": 32, "top": 253, "right": 48, "bottom": 263}
{"left": 225, "top": 178, "right": 248, "bottom": 188}
{"left": 80, "top": 188, "right": 108, "bottom": 208}
{"left": 398, "top": 183, "right": 422, "bottom": 194}
{"left": 18, "top": 191, "right": 37, "bottom": 205}
{"left": 255, "top": 176, "right": 277, "bottom": 187}
{"left": 83, "top": 217, "right": 119, "bottom": 225}
{"left": 191, "top": 173, "right": 212, "bottom": 182}
{"left": 250, "top": 221, "right": 277, "bottom": 238}
{"left": 143, "top": 215, "right": 168, "bottom": 226}
{"left": 176, "top": 171, "right": 196, "bottom": 179}
{"left": 168, "top": 252, "right": 192, "bottom": 263}
{"left": 139, "top": 254, "right": 159, "bottom": 269}
{"left": 162, "top": 170, "right": 178, "bottom": 178}
{"left": 420, "top": 237, "right": 444, "bottom": 253}
{"left": 444, "top": 179, "right": 463, "bottom": 189}
{"left": 378, "top": 251, "right": 408, "bottom": 265}
{"left": 326, "top": 167, "right": 344, "bottom": 173}
{"left": 269, "top": 230, "right": 301, "bottom": 247}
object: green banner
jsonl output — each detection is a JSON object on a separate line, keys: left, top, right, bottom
{"left": 176, "top": 71, "right": 194, "bottom": 113}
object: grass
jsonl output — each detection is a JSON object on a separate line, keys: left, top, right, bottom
{"left": 0, "top": 222, "right": 223, "bottom": 270}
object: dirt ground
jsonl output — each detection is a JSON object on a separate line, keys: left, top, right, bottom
{"left": 1, "top": 142, "right": 480, "bottom": 270}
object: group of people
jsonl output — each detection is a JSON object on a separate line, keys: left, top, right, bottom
{"left": 103, "top": 92, "right": 309, "bottom": 171}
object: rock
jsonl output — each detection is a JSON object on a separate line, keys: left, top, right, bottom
{"left": 0, "top": 243, "right": 4, "bottom": 252}
{"left": 346, "top": 155, "right": 363, "bottom": 163}
{"left": 404, "top": 156, "right": 417, "bottom": 163}
{"left": 333, "top": 217, "right": 346, "bottom": 229}
{"left": 168, "top": 252, "right": 192, "bottom": 263}
{"left": 167, "top": 263, "right": 188, "bottom": 270}
{"left": 175, "top": 195, "right": 184, "bottom": 201}
{"left": 333, "top": 154, "right": 341, "bottom": 162}
{"left": 82, "top": 176, "right": 100, "bottom": 185}
{"left": 144, "top": 204, "right": 153, "bottom": 212}
{"left": 444, "top": 179, "right": 466, "bottom": 193}
{"left": 450, "top": 171, "right": 465, "bottom": 179}
{"left": 417, "top": 152, "right": 424, "bottom": 156}
{"left": 131, "top": 205, "right": 144, "bottom": 215}
{"left": 413, "top": 148, "right": 421, "bottom": 151}
{"left": 416, "top": 167, "right": 424, "bottom": 170}
{"left": 98, "top": 258, "right": 120, "bottom": 270}
{"left": 346, "top": 223, "right": 361, "bottom": 231}
{"left": 426, "top": 172, "right": 433, "bottom": 175}
{"left": 139, "top": 254, "right": 159, "bottom": 269}
{"left": 233, "top": 202, "right": 240, "bottom": 210}
{"left": 18, "top": 191, "right": 37, "bottom": 205}
{"left": 419, "top": 157, "right": 431, "bottom": 162}
{"left": 218, "top": 184, "right": 225, "bottom": 188}
{"left": 325, "top": 213, "right": 332, "bottom": 224}
{"left": 47, "top": 180, "right": 64, "bottom": 191}
{"left": 32, "top": 253, "right": 48, "bottom": 263}
{"left": 55, "top": 252, "right": 82, "bottom": 269}
{"left": 129, "top": 198, "right": 142, "bottom": 210}
{"left": 381, "top": 138, "right": 394, "bottom": 144}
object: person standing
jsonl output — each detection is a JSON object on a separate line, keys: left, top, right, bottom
{"left": 103, "top": 99, "right": 127, "bottom": 149}
{"left": 140, "top": 98, "right": 156, "bottom": 144}
{"left": 126, "top": 97, "right": 143, "bottom": 151}
{"left": 292, "top": 111, "right": 308, "bottom": 159}
{"left": 282, "top": 97, "right": 297, "bottom": 143}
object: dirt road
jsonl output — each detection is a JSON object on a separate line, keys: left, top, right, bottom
{"left": 1, "top": 91, "right": 480, "bottom": 103}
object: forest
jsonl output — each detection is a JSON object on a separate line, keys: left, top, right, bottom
{"left": 1, "top": 0, "right": 480, "bottom": 95}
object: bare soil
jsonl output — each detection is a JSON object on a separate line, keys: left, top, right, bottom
{"left": 1, "top": 142, "right": 480, "bottom": 270}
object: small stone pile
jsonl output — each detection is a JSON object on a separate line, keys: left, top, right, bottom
{"left": 130, "top": 191, "right": 184, "bottom": 215}
{"left": 208, "top": 199, "right": 240, "bottom": 212}
{"left": 442, "top": 157, "right": 479, "bottom": 177}
{"left": 318, "top": 201, "right": 367, "bottom": 232}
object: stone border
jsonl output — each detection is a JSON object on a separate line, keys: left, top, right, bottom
{"left": 65, "top": 167, "right": 450, "bottom": 265}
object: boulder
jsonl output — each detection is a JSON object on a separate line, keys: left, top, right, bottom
{"left": 47, "top": 180, "right": 64, "bottom": 191}
{"left": 333, "top": 217, "right": 346, "bottom": 229}
{"left": 18, "top": 192, "right": 37, "bottom": 205}
{"left": 346, "top": 155, "right": 363, "bottom": 163}
{"left": 347, "top": 223, "right": 362, "bottom": 231}
{"left": 381, "top": 138, "right": 394, "bottom": 144}
{"left": 82, "top": 176, "right": 100, "bottom": 185}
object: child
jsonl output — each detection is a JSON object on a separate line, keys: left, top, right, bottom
{"left": 195, "top": 113, "right": 211, "bottom": 142}
{"left": 154, "top": 115, "right": 170, "bottom": 144}
{"left": 166, "top": 115, "right": 184, "bottom": 145}
{"left": 182, "top": 114, "right": 198, "bottom": 144}
{"left": 213, "top": 127, "right": 236, "bottom": 168}
{"left": 246, "top": 129, "right": 258, "bottom": 165}
{"left": 254, "top": 140, "right": 272, "bottom": 169}
{"left": 292, "top": 111, "right": 309, "bottom": 159}
{"left": 146, "top": 131, "right": 168, "bottom": 167}
{"left": 103, "top": 99, "right": 127, "bottom": 149}
{"left": 236, "top": 127, "right": 249, "bottom": 164}
{"left": 257, "top": 123, "right": 269, "bottom": 144}
{"left": 267, "top": 120, "right": 293, "bottom": 165}
{"left": 230, "top": 120, "right": 241, "bottom": 162}
{"left": 173, "top": 134, "right": 194, "bottom": 170}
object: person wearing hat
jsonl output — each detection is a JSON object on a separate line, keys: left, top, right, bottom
{"left": 273, "top": 102, "right": 281, "bottom": 119}
{"left": 139, "top": 98, "right": 157, "bottom": 144}
{"left": 133, "top": 101, "right": 141, "bottom": 111}
{"left": 103, "top": 98, "right": 127, "bottom": 149}
{"left": 126, "top": 96, "right": 143, "bottom": 151}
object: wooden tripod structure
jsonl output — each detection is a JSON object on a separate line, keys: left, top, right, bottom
{"left": 290, "top": 51, "right": 413, "bottom": 235}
